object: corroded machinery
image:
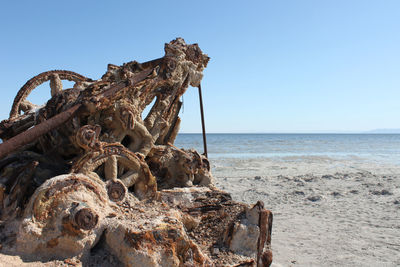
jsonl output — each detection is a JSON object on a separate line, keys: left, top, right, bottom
{"left": 0, "top": 39, "right": 273, "bottom": 266}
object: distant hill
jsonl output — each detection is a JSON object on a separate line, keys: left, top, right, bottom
{"left": 366, "top": 129, "right": 400, "bottom": 134}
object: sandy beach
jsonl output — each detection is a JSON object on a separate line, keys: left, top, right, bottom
{"left": 211, "top": 156, "right": 400, "bottom": 266}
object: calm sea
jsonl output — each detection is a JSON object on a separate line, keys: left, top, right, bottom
{"left": 175, "top": 134, "right": 400, "bottom": 165}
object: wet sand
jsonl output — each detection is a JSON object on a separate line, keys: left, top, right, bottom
{"left": 211, "top": 156, "right": 400, "bottom": 266}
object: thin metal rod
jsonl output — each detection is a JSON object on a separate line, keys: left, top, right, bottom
{"left": 198, "top": 84, "right": 208, "bottom": 158}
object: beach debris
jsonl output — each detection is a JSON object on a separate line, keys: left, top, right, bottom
{"left": 306, "top": 195, "right": 321, "bottom": 202}
{"left": 0, "top": 38, "right": 273, "bottom": 266}
{"left": 370, "top": 189, "right": 392, "bottom": 195}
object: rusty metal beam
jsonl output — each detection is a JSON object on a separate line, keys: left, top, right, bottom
{"left": 0, "top": 104, "right": 81, "bottom": 160}
{"left": 102, "top": 68, "right": 155, "bottom": 98}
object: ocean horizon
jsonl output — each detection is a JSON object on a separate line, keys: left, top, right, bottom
{"left": 175, "top": 133, "right": 400, "bottom": 165}
{"left": 178, "top": 132, "right": 400, "bottom": 135}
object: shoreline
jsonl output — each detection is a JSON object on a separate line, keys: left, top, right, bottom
{"left": 211, "top": 156, "right": 400, "bottom": 266}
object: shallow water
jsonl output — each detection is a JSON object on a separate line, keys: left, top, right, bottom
{"left": 175, "top": 133, "right": 400, "bottom": 165}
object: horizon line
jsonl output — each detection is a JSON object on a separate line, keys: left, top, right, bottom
{"left": 179, "top": 131, "right": 400, "bottom": 134}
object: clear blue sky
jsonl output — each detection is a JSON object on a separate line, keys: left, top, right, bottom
{"left": 1, "top": 1, "right": 399, "bottom": 133}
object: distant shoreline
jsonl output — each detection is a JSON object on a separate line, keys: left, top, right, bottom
{"left": 178, "top": 132, "right": 400, "bottom": 134}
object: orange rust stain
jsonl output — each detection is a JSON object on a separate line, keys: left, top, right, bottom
{"left": 61, "top": 216, "right": 82, "bottom": 236}
{"left": 46, "top": 238, "right": 59, "bottom": 248}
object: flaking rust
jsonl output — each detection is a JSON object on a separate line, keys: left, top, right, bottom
{"left": 0, "top": 38, "right": 273, "bottom": 267}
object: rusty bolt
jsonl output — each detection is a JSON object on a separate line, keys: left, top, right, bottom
{"left": 74, "top": 208, "right": 99, "bottom": 230}
{"left": 107, "top": 180, "right": 126, "bottom": 202}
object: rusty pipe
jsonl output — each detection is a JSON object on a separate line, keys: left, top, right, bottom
{"left": 0, "top": 104, "right": 81, "bottom": 160}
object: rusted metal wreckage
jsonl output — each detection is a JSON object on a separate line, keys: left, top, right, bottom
{"left": 0, "top": 38, "right": 273, "bottom": 267}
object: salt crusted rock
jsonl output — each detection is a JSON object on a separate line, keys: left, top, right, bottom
{"left": 0, "top": 38, "right": 273, "bottom": 266}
